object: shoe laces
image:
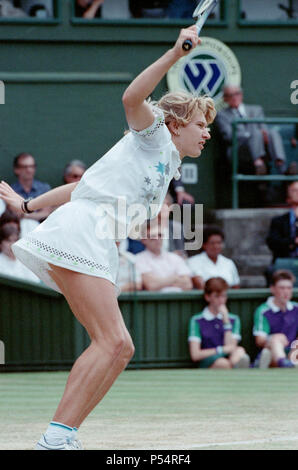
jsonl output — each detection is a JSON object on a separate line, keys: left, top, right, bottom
{"left": 65, "top": 437, "right": 83, "bottom": 450}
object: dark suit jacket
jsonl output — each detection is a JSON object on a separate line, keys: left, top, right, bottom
{"left": 215, "top": 104, "right": 265, "bottom": 147}
{"left": 266, "top": 212, "right": 296, "bottom": 261}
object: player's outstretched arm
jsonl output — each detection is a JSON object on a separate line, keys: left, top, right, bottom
{"left": 122, "top": 25, "right": 200, "bottom": 133}
{"left": 0, "top": 180, "right": 78, "bottom": 215}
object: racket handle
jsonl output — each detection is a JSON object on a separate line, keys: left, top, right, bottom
{"left": 182, "top": 39, "right": 193, "bottom": 51}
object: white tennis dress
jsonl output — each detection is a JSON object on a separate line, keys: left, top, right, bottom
{"left": 12, "top": 107, "right": 181, "bottom": 294}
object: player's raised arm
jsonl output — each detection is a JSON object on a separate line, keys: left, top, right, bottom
{"left": 122, "top": 25, "right": 200, "bottom": 132}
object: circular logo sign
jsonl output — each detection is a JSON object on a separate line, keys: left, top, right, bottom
{"left": 167, "top": 37, "right": 241, "bottom": 110}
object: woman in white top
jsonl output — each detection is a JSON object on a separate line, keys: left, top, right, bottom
{"left": 0, "top": 26, "right": 216, "bottom": 450}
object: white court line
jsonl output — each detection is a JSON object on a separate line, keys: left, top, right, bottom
{"left": 152, "top": 435, "right": 298, "bottom": 450}
{"left": 189, "top": 435, "right": 298, "bottom": 449}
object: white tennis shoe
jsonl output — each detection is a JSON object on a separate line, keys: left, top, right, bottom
{"left": 35, "top": 434, "right": 84, "bottom": 450}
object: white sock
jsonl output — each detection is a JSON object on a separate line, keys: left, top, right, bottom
{"left": 44, "top": 421, "right": 73, "bottom": 445}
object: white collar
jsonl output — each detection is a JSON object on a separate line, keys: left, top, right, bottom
{"left": 238, "top": 103, "right": 246, "bottom": 116}
{"left": 203, "top": 252, "right": 222, "bottom": 264}
{"left": 202, "top": 307, "right": 223, "bottom": 321}
{"left": 266, "top": 296, "right": 294, "bottom": 312}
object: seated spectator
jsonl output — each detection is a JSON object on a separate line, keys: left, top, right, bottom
{"left": 128, "top": 194, "right": 186, "bottom": 257}
{"left": 19, "top": 0, "right": 54, "bottom": 17}
{"left": 116, "top": 241, "right": 142, "bottom": 292}
{"left": 188, "top": 226, "right": 240, "bottom": 289}
{"left": 188, "top": 277, "right": 250, "bottom": 369}
{"left": 162, "top": 192, "right": 186, "bottom": 257}
{"left": 0, "top": 0, "right": 28, "bottom": 17}
{"left": 0, "top": 208, "right": 20, "bottom": 231}
{"left": 135, "top": 224, "right": 192, "bottom": 292}
{"left": 267, "top": 181, "right": 298, "bottom": 262}
{"left": 0, "top": 225, "right": 40, "bottom": 283}
{"left": 75, "top": 0, "right": 104, "bottom": 18}
{"left": 129, "top": 0, "right": 168, "bottom": 18}
{"left": 63, "top": 159, "right": 86, "bottom": 184}
{"left": 215, "top": 85, "right": 287, "bottom": 175}
{"left": 169, "top": 177, "right": 195, "bottom": 206}
{"left": 0, "top": 207, "right": 39, "bottom": 237}
{"left": 11, "top": 152, "right": 52, "bottom": 222}
{"left": 253, "top": 270, "right": 298, "bottom": 368}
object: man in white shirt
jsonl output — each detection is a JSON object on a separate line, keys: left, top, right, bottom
{"left": 136, "top": 224, "right": 192, "bottom": 292}
{"left": 116, "top": 242, "right": 142, "bottom": 292}
{"left": 188, "top": 226, "right": 240, "bottom": 290}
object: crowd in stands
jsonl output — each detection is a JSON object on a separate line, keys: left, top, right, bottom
{"left": 0, "top": 147, "right": 297, "bottom": 369}
{"left": 1, "top": 0, "right": 296, "bottom": 21}
{"left": 0, "top": 0, "right": 201, "bottom": 19}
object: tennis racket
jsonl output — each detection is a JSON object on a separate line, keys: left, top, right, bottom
{"left": 182, "top": 0, "right": 219, "bottom": 51}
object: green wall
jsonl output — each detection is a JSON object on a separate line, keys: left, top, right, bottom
{"left": 2, "top": 275, "right": 295, "bottom": 371}
{"left": 0, "top": 0, "right": 297, "bottom": 208}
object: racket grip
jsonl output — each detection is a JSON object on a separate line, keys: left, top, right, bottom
{"left": 182, "top": 39, "right": 193, "bottom": 51}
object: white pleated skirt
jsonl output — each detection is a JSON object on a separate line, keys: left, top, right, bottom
{"left": 12, "top": 198, "right": 120, "bottom": 295}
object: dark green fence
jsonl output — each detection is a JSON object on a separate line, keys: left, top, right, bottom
{"left": 1, "top": 275, "right": 295, "bottom": 371}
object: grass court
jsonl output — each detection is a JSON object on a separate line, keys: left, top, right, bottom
{"left": 0, "top": 368, "right": 297, "bottom": 450}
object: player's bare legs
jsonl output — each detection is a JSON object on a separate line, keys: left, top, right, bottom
{"left": 48, "top": 264, "right": 134, "bottom": 427}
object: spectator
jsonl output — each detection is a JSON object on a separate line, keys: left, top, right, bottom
{"left": 266, "top": 181, "right": 298, "bottom": 262}
{"left": 0, "top": 208, "right": 20, "bottom": 231}
{"left": 75, "top": 0, "right": 104, "bottom": 18}
{"left": 0, "top": 225, "right": 40, "bottom": 283}
{"left": 129, "top": 0, "right": 168, "bottom": 18}
{"left": 116, "top": 241, "right": 142, "bottom": 292}
{"left": 128, "top": 194, "right": 186, "bottom": 257}
{"left": 0, "top": 207, "right": 39, "bottom": 237}
{"left": 162, "top": 192, "right": 186, "bottom": 257}
{"left": 215, "top": 85, "right": 287, "bottom": 175}
{"left": 135, "top": 224, "right": 192, "bottom": 292}
{"left": 188, "top": 277, "right": 250, "bottom": 369}
{"left": 253, "top": 270, "right": 298, "bottom": 368}
{"left": 28, "top": 4, "right": 50, "bottom": 18}
{"left": 188, "top": 226, "right": 240, "bottom": 289}
{"left": 11, "top": 152, "right": 52, "bottom": 222}
{"left": 169, "top": 177, "right": 195, "bottom": 206}
{"left": 19, "top": 0, "right": 54, "bottom": 17}
{"left": 0, "top": 0, "right": 28, "bottom": 16}
{"left": 63, "top": 159, "right": 86, "bottom": 184}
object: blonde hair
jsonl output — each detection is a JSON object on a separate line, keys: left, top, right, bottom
{"left": 155, "top": 91, "right": 216, "bottom": 127}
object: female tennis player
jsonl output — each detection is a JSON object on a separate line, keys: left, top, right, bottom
{"left": 0, "top": 25, "right": 216, "bottom": 450}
